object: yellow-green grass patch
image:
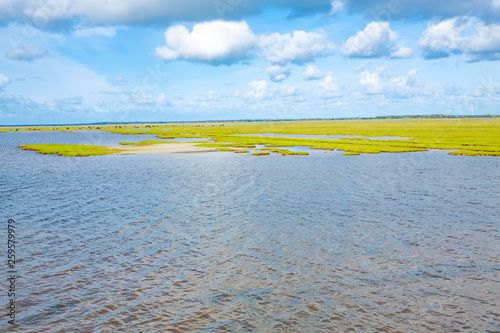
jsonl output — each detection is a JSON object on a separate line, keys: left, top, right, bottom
{"left": 18, "top": 144, "right": 123, "bottom": 157}
{"left": 15, "top": 118, "right": 500, "bottom": 157}
{"left": 262, "top": 148, "right": 309, "bottom": 155}
{"left": 448, "top": 150, "right": 500, "bottom": 156}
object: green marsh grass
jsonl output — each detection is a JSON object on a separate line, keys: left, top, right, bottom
{"left": 262, "top": 148, "right": 309, "bottom": 155}
{"left": 15, "top": 117, "right": 500, "bottom": 157}
{"left": 18, "top": 144, "right": 122, "bottom": 157}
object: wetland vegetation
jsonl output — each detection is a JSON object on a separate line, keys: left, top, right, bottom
{"left": 18, "top": 144, "right": 123, "bottom": 157}
{"left": 7, "top": 117, "right": 499, "bottom": 157}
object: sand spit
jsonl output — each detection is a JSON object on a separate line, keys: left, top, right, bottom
{"left": 116, "top": 143, "right": 217, "bottom": 155}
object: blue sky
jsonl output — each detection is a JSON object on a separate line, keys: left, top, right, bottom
{"left": 1, "top": 0, "right": 500, "bottom": 125}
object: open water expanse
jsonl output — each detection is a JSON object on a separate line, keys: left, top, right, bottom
{"left": 2, "top": 131, "right": 499, "bottom": 332}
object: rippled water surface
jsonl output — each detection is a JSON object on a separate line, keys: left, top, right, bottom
{"left": 2, "top": 131, "right": 499, "bottom": 332}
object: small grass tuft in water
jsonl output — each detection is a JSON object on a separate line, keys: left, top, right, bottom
{"left": 234, "top": 150, "right": 249, "bottom": 153}
{"left": 343, "top": 152, "right": 361, "bottom": 156}
{"left": 262, "top": 148, "right": 309, "bottom": 155}
{"left": 252, "top": 152, "right": 270, "bottom": 156}
{"left": 448, "top": 150, "right": 500, "bottom": 156}
{"left": 216, "top": 147, "right": 234, "bottom": 152}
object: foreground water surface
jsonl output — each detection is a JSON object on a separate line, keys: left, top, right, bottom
{"left": 2, "top": 131, "right": 499, "bottom": 332}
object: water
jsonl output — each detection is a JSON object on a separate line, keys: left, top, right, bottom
{"left": 2, "top": 131, "right": 499, "bottom": 332}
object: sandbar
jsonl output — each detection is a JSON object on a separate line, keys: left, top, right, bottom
{"left": 116, "top": 142, "right": 217, "bottom": 155}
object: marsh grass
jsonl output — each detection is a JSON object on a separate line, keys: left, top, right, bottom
{"left": 262, "top": 148, "right": 309, "bottom": 155}
{"left": 18, "top": 144, "right": 122, "bottom": 157}
{"left": 14, "top": 118, "right": 500, "bottom": 157}
{"left": 448, "top": 150, "right": 500, "bottom": 156}
{"left": 216, "top": 147, "right": 235, "bottom": 152}
{"left": 252, "top": 152, "right": 270, "bottom": 156}
{"left": 234, "top": 150, "right": 249, "bottom": 153}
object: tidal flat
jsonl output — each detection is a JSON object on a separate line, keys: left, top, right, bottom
{"left": 7, "top": 117, "right": 500, "bottom": 157}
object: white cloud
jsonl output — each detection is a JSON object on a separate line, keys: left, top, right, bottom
{"left": 390, "top": 45, "right": 414, "bottom": 58}
{"left": 73, "top": 27, "right": 117, "bottom": 38}
{"left": 266, "top": 65, "right": 291, "bottom": 82}
{"left": 260, "top": 30, "right": 333, "bottom": 65}
{"left": 419, "top": 18, "right": 464, "bottom": 58}
{"left": 243, "top": 80, "right": 301, "bottom": 100}
{"left": 155, "top": 21, "right": 333, "bottom": 84}
{"left": 0, "top": 1, "right": 499, "bottom": 31}
{"left": 342, "top": 22, "right": 412, "bottom": 59}
{"left": 494, "top": 0, "right": 500, "bottom": 9}
{"left": 318, "top": 72, "right": 341, "bottom": 98}
{"left": 465, "top": 20, "right": 500, "bottom": 61}
{"left": 155, "top": 21, "right": 257, "bottom": 65}
{"left": 0, "top": 1, "right": 343, "bottom": 30}
{"left": 330, "top": 0, "right": 345, "bottom": 15}
{"left": 274, "top": 84, "right": 301, "bottom": 97}
{"left": 157, "top": 93, "right": 172, "bottom": 107}
{"left": 359, "top": 67, "right": 419, "bottom": 97}
{"left": 6, "top": 46, "right": 48, "bottom": 61}
{"left": 419, "top": 17, "right": 500, "bottom": 61}
{"left": 0, "top": 73, "right": 10, "bottom": 90}
{"left": 245, "top": 80, "right": 268, "bottom": 99}
{"left": 303, "top": 65, "right": 324, "bottom": 80}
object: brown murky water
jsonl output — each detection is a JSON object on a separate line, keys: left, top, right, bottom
{"left": 2, "top": 131, "right": 499, "bottom": 332}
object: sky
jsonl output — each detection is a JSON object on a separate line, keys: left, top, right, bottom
{"left": 1, "top": 0, "right": 500, "bottom": 125}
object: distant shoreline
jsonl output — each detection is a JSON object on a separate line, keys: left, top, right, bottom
{"left": 1, "top": 114, "right": 498, "bottom": 128}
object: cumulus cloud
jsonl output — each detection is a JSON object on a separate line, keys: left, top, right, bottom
{"left": 0, "top": 0, "right": 334, "bottom": 30}
{"left": 266, "top": 65, "right": 291, "bottom": 82}
{"left": 274, "top": 84, "right": 301, "bottom": 97}
{"left": 419, "top": 17, "right": 500, "bottom": 61}
{"left": 157, "top": 93, "right": 173, "bottom": 107}
{"left": 6, "top": 46, "right": 48, "bottom": 61}
{"left": 342, "top": 22, "right": 412, "bottom": 59}
{"left": 419, "top": 18, "right": 465, "bottom": 59}
{"left": 359, "top": 67, "right": 419, "bottom": 97}
{"left": 260, "top": 30, "right": 333, "bottom": 65}
{"left": 155, "top": 20, "right": 333, "bottom": 80}
{"left": 318, "top": 72, "right": 341, "bottom": 98}
{"left": 0, "top": 73, "right": 10, "bottom": 90}
{"left": 245, "top": 80, "right": 268, "bottom": 98}
{"left": 303, "top": 65, "right": 324, "bottom": 80}
{"left": 390, "top": 46, "right": 413, "bottom": 58}
{"left": 243, "top": 80, "right": 301, "bottom": 100}
{"left": 1, "top": 0, "right": 499, "bottom": 30}
{"left": 155, "top": 21, "right": 257, "bottom": 65}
